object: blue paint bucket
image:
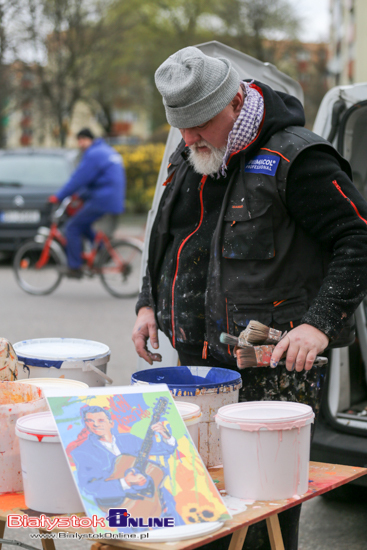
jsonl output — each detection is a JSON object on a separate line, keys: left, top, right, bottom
{"left": 131, "top": 366, "right": 242, "bottom": 467}
{"left": 131, "top": 366, "right": 241, "bottom": 396}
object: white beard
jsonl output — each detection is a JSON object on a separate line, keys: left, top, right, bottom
{"left": 188, "top": 140, "right": 226, "bottom": 176}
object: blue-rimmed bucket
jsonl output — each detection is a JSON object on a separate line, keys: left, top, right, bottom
{"left": 131, "top": 366, "right": 242, "bottom": 467}
{"left": 14, "top": 338, "right": 112, "bottom": 386}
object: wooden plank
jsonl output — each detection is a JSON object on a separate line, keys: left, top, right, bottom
{"left": 0, "top": 518, "right": 5, "bottom": 550}
{"left": 266, "top": 515, "right": 285, "bottom": 550}
{"left": 0, "top": 462, "right": 365, "bottom": 550}
{"left": 228, "top": 526, "right": 249, "bottom": 550}
{"left": 39, "top": 529, "right": 56, "bottom": 550}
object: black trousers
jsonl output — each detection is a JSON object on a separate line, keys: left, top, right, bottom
{"left": 178, "top": 350, "right": 327, "bottom": 550}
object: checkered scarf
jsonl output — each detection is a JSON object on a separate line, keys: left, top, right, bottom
{"left": 219, "top": 81, "right": 264, "bottom": 176}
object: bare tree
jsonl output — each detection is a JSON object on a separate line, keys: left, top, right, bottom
{"left": 0, "top": 0, "right": 20, "bottom": 148}
{"left": 8, "top": 0, "right": 303, "bottom": 145}
{"left": 211, "top": 0, "right": 300, "bottom": 61}
{"left": 17, "top": 0, "right": 111, "bottom": 145}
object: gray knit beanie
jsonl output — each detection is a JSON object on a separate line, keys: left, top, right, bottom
{"left": 155, "top": 46, "right": 240, "bottom": 128}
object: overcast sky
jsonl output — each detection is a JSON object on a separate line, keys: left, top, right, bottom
{"left": 290, "top": 0, "right": 330, "bottom": 42}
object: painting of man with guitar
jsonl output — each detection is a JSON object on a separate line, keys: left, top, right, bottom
{"left": 71, "top": 398, "right": 184, "bottom": 526}
{"left": 48, "top": 388, "right": 231, "bottom": 535}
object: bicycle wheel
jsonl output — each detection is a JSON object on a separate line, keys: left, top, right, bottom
{"left": 13, "top": 241, "right": 63, "bottom": 295}
{"left": 99, "top": 239, "right": 143, "bottom": 298}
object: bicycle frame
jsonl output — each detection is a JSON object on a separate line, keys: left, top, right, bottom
{"left": 81, "top": 230, "right": 124, "bottom": 271}
{"left": 35, "top": 223, "right": 66, "bottom": 269}
{"left": 35, "top": 222, "right": 124, "bottom": 272}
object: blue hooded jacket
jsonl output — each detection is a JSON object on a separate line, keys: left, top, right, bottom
{"left": 56, "top": 138, "right": 126, "bottom": 213}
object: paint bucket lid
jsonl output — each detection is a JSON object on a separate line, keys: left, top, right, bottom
{"left": 16, "top": 411, "right": 59, "bottom": 442}
{"left": 215, "top": 401, "right": 314, "bottom": 431}
{"left": 131, "top": 366, "right": 242, "bottom": 396}
{"left": 17, "top": 378, "right": 89, "bottom": 390}
{"left": 14, "top": 338, "right": 110, "bottom": 368}
{"left": 175, "top": 401, "right": 201, "bottom": 425}
{"left": 141, "top": 521, "right": 223, "bottom": 542}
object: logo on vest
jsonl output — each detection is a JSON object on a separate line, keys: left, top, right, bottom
{"left": 245, "top": 154, "right": 280, "bottom": 176}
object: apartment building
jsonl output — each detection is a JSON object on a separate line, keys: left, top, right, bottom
{"left": 329, "top": 0, "right": 367, "bottom": 85}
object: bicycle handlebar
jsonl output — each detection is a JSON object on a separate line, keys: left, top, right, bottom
{"left": 51, "top": 197, "right": 73, "bottom": 222}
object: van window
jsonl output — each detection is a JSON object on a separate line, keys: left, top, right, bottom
{"left": 340, "top": 103, "right": 367, "bottom": 199}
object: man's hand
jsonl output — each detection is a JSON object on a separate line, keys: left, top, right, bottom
{"left": 151, "top": 422, "right": 171, "bottom": 439}
{"left": 48, "top": 195, "right": 59, "bottom": 204}
{"left": 132, "top": 307, "right": 162, "bottom": 365}
{"left": 124, "top": 471, "right": 147, "bottom": 487}
{"left": 271, "top": 323, "right": 329, "bottom": 372}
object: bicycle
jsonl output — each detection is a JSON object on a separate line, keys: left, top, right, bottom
{"left": 13, "top": 197, "right": 144, "bottom": 298}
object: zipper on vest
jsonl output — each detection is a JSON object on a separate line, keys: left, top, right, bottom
{"left": 202, "top": 340, "right": 208, "bottom": 359}
{"left": 163, "top": 170, "right": 175, "bottom": 186}
{"left": 171, "top": 174, "right": 208, "bottom": 348}
{"left": 225, "top": 298, "right": 231, "bottom": 355}
{"left": 274, "top": 300, "right": 286, "bottom": 307}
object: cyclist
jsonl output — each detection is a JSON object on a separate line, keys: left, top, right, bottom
{"left": 48, "top": 128, "right": 126, "bottom": 278}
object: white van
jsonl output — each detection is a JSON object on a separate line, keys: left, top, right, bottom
{"left": 138, "top": 41, "right": 367, "bottom": 484}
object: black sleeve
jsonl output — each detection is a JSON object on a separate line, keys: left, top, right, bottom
{"left": 135, "top": 267, "right": 154, "bottom": 315}
{"left": 286, "top": 147, "right": 367, "bottom": 340}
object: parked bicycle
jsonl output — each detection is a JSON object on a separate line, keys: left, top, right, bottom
{"left": 13, "top": 197, "right": 143, "bottom": 298}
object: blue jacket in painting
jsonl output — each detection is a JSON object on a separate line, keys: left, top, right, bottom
{"left": 71, "top": 430, "right": 177, "bottom": 508}
{"left": 56, "top": 138, "right": 126, "bottom": 213}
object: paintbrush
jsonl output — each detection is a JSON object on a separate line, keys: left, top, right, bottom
{"left": 220, "top": 332, "right": 249, "bottom": 348}
{"left": 220, "top": 325, "right": 286, "bottom": 349}
{"left": 242, "top": 320, "right": 283, "bottom": 345}
{"left": 236, "top": 344, "right": 276, "bottom": 369}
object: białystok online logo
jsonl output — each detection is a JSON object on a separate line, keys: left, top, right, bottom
{"left": 106, "top": 509, "right": 175, "bottom": 529}
{"left": 7, "top": 510, "right": 175, "bottom": 530}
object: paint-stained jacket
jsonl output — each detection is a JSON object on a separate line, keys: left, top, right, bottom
{"left": 136, "top": 81, "right": 367, "bottom": 365}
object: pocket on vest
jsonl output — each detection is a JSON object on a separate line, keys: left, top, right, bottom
{"left": 231, "top": 293, "right": 308, "bottom": 336}
{"left": 222, "top": 200, "right": 274, "bottom": 260}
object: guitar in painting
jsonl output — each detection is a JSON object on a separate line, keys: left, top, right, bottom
{"left": 103, "top": 397, "right": 171, "bottom": 520}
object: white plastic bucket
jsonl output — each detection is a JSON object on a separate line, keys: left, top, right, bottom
{"left": 17, "top": 378, "right": 89, "bottom": 391}
{"left": 15, "top": 411, "right": 84, "bottom": 513}
{"left": 215, "top": 401, "right": 315, "bottom": 500}
{"left": 131, "top": 366, "right": 242, "bottom": 467}
{"left": 175, "top": 401, "right": 201, "bottom": 449}
{"left": 14, "top": 338, "right": 112, "bottom": 386}
{"left": 0, "top": 382, "right": 48, "bottom": 493}
{"left": 17, "top": 379, "right": 89, "bottom": 411}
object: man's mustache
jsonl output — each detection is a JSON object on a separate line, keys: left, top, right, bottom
{"left": 190, "top": 140, "right": 213, "bottom": 153}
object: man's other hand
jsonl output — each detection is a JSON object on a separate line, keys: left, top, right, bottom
{"left": 271, "top": 323, "right": 329, "bottom": 372}
{"left": 124, "top": 471, "right": 147, "bottom": 487}
{"left": 48, "top": 195, "right": 59, "bottom": 204}
{"left": 132, "top": 306, "right": 162, "bottom": 365}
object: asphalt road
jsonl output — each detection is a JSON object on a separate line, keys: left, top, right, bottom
{"left": 1, "top": 216, "right": 367, "bottom": 549}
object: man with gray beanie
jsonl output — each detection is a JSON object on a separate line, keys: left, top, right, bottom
{"left": 132, "top": 46, "right": 367, "bottom": 549}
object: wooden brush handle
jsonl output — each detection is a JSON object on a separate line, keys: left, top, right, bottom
{"left": 253, "top": 345, "right": 275, "bottom": 366}
{"left": 236, "top": 345, "right": 275, "bottom": 369}
{"left": 236, "top": 345, "right": 287, "bottom": 369}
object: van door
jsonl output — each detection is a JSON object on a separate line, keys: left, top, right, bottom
{"left": 313, "top": 83, "right": 367, "bottom": 435}
{"left": 137, "top": 41, "right": 303, "bottom": 370}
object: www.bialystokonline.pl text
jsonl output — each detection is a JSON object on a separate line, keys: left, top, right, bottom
{"left": 28, "top": 532, "right": 149, "bottom": 540}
